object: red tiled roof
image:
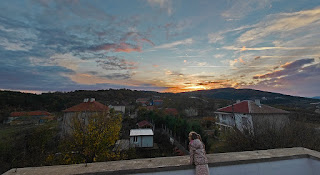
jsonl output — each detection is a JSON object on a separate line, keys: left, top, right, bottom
{"left": 217, "top": 100, "right": 290, "bottom": 114}
{"left": 10, "top": 111, "right": 51, "bottom": 117}
{"left": 153, "top": 100, "right": 163, "bottom": 102}
{"left": 136, "top": 98, "right": 148, "bottom": 102}
{"left": 63, "top": 101, "right": 109, "bottom": 112}
{"left": 248, "top": 101, "right": 290, "bottom": 114}
{"left": 137, "top": 120, "right": 153, "bottom": 128}
{"left": 217, "top": 101, "right": 249, "bottom": 113}
{"left": 164, "top": 108, "right": 178, "bottom": 115}
{"left": 146, "top": 106, "right": 155, "bottom": 110}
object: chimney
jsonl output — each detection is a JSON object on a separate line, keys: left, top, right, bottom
{"left": 255, "top": 99, "right": 261, "bottom": 107}
{"left": 83, "top": 98, "right": 89, "bottom": 102}
{"left": 236, "top": 100, "right": 241, "bottom": 103}
{"left": 90, "top": 98, "right": 95, "bottom": 102}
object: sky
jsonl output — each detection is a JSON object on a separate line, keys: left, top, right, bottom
{"left": 0, "top": 0, "right": 319, "bottom": 97}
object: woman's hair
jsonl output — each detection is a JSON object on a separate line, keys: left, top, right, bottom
{"left": 189, "top": 131, "right": 199, "bottom": 140}
{"left": 197, "top": 134, "right": 202, "bottom": 142}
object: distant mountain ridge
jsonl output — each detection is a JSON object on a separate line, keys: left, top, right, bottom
{"left": 1, "top": 88, "right": 319, "bottom": 123}
{"left": 180, "top": 88, "right": 320, "bottom": 109}
{"left": 182, "top": 88, "right": 316, "bottom": 100}
{"left": 313, "top": 96, "right": 320, "bottom": 99}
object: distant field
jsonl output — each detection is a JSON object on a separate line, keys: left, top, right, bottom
{"left": 0, "top": 121, "right": 58, "bottom": 143}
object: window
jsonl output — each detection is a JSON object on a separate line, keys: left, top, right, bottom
{"left": 81, "top": 118, "right": 85, "bottom": 124}
{"left": 133, "top": 136, "right": 138, "bottom": 142}
{"left": 222, "top": 115, "right": 226, "bottom": 120}
{"left": 242, "top": 117, "right": 248, "bottom": 128}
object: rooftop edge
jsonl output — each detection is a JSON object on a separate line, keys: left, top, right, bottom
{"left": 4, "top": 147, "right": 320, "bottom": 175}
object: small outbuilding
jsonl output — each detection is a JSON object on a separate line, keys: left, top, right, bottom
{"left": 130, "top": 128, "right": 154, "bottom": 148}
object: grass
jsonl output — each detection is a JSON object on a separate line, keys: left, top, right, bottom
{"left": 0, "top": 121, "right": 58, "bottom": 144}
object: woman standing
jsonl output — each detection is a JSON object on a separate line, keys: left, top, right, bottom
{"left": 189, "top": 131, "right": 210, "bottom": 175}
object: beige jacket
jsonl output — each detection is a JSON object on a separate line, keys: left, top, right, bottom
{"left": 189, "top": 139, "right": 208, "bottom": 165}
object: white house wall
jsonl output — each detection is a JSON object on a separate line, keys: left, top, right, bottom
{"left": 111, "top": 106, "right": 126, "bottom": 113}
{"left": 141, "top": 136, "right": 153, "bottom": 147}
{"left": 217, "top": 113, "right": 254, "bottom": 132}
{"left": 62, "top": 112, "right": 103, "bottom": 135}
{"left": 130, "top": 135, "right": 153, "bottom": 148}
{"left": 234, "top": 113, "right": 254, "bottom": 132}
{"left": 130, "top": 136, "right": 142, "bottom": 147}
{"left": 218, "top": 113, "right": 235, "bottom": 126}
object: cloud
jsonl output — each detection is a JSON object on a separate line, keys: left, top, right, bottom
{"left": 0, "top": 38, "right": 32, "bottom": 51}
{"left": 248, "top": 60, "right": 320, "bottom": 97}
{"left": 91, "top": 43, "right": 142, "bottom": 53}
{"left": 223, "top": 46, "right": 320, "bottom": 51}
{"left": 228, "top": 57, "right": 246, "bottom": 68}
{"left": 0, "top": 49, "right": 76, "bottom": 92}
{"left": 34, "top": 0, "right": 111, "bottom": 21}
{"left": 154, "top": 38, "right": 193, "bottom": 49}
{"left": 221, "top": 0, "right": 272, "bottom": 20}
{"left": 146, "top": 0, "right": 173, "bottom": 15}
{"left": 208, "top": 33, "right": 224, "bottom": 44}
{"left": 0, "top": 2, "right": 159, "bottom": 93}
{"left": 253, "top": 58, "right": 315, "bottom": 79}
{"left": 90, "top": 32, "right": 154, "bottom": 53}
{"left": 96, "top": 56, "right": 138, "bottom": 71}
{"left": 165, "top": 70, "right": 184, "bottom": 77}
{"left": 214, "top": 54, "right": 225, "bottom": 58}
{"left": 238, "top": 7, "right": 320, "bottom": 44}
{"left": 254, "top": 56, "right": 261, "bottom": 60}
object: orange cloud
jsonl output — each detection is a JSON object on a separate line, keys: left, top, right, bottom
{"left": 114, "top": 43, "right": 142, "bottom": 53}
{"left": 140, "top": 38, "right": 155, "bottom": 46}
{"left": 162, "top": 79, "right": 240, "bottom": 93}
{"left": 239, "top": 58, "right": 245, "bottom": 63}
{"left": 91, "top": 42, "right": 142, "bottom": 53}
{"left": 240, "top": 46, "right": 247, "bottom": 51}
{"left": 280, "top": 61, "right": 292, "bottom": 68}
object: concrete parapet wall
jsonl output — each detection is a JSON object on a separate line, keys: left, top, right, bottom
{"left": 4, "top": 147, "right": 320, "bottom": 175}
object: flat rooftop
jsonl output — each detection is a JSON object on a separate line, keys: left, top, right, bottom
{"left": 130, "top": 128, "right": 154, "bottom": 136}
{"left": 4, "top": 147, "right": 320, "bottom": 175}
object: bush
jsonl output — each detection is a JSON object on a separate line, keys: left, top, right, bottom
{"left": 224, "top": 121, "right": 320, "bottom": 152}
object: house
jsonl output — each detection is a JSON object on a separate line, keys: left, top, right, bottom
{"left": 215, "top": 100, "right": 290, "bottom": 133}
{"left": 136, "top": 98, "right": 151, "bottom": 106}
{"left": 137, "top": 120, "right": 153, "bottom": 129}
{"left": 130, "top": 128, "right": 154, "bottom": 148}
{"left": 62, "top": 98, "right": 109, "bottom": 135}
{"left": 146, "top": 106, "right": 156, "bottom": 111}
{"left": 8, "top": 111, "right": 53, "bottom": 125}
{"left": 152, "top": 99, "right": 163, "bottom": 106}
{"left": 108, "top": 105, "right": 126, "bottom": 113}
{"left": 164, "top": 108, "right": 179, "bottom": 116}
{"left": 184, "top": 107, "right": 198, "bottom": 117}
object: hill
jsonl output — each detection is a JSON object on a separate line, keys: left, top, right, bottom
{"left": 183, "top": 88, "right": 319, "bottom": 105}
{"left": 1, "top": 88, "right": 319, "bottom": 122}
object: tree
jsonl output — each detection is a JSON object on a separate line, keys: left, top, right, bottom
{"left": 59, "top": 111, "right": 122, "bottom": 164}
{"left": 223, "top": 121, "right": 320, "bottom": 153}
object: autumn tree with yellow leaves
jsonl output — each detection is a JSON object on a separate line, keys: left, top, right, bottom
{"left": 57, "top": 110, "right": 123, "bottom": 164}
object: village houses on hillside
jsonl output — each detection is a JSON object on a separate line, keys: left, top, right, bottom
{"left": 7, "top": 111, "right": 53, "bottom": 125}
{"left": 215, "top": 100, "right": 290, "bottom": 133}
